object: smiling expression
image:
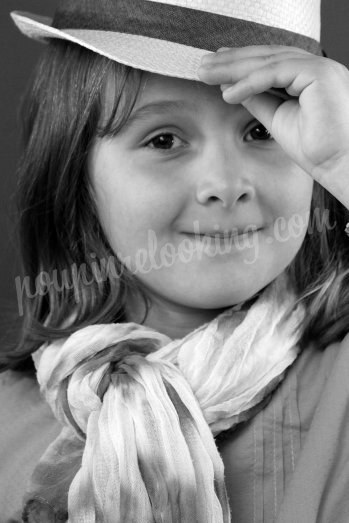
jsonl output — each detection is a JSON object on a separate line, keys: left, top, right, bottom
{"left": 89, "top": 72, "right": 313, "bottom": 333}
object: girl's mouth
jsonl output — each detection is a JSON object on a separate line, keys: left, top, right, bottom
{"left": 183, "top": 227, "right": 261, "bottom": 240}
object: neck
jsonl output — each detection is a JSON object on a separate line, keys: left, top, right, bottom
{"left": 125, "top": 289, "right": 229, "bottom": 340}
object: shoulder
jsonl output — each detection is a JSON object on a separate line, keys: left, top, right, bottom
{"left": 288, "top": 333, "right": 349, "bottom": 428}
{"left": 217, "top": 335, "right": 349, "bottom": 523}
{"left": 304, "top": 332, "right": 349, "bottom": 387}
{"left": 274, "top": 334, "right": 349, "bottom": 522}
{"left": 0, "top": 370, "right": 61, "bottom": 521}
{"left": 293, "top": 331, "right": 349, "bottom": 389}
{"left": 311, "top": 332, "right": 349, "bottom": 417}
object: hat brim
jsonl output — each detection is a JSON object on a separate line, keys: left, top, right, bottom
{"left": 10, "top": 10, "right": 302, "bottom": 102}
{"left": 11, "top": 11, "right": 211, "bottom": 81}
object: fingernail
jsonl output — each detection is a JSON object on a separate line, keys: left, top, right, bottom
{"left": 198, "top": 64, "right": 212, "bottom": 75}
{"left": 201, "top": 53, "right": 214, "bottom": 65}
{"left": 197, "top": 65, "right": 210, "bottom": 77}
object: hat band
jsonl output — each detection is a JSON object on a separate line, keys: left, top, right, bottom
{"left": 53, "top": 0, "right": 322, "bottom": 55}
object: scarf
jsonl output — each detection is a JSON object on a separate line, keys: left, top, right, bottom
{"left": 23, "top": 276, "right": 304, "bottom": 523}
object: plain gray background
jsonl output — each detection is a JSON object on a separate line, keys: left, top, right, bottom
{"left": 1, "top": 0, "right": 349, "bottom": 344}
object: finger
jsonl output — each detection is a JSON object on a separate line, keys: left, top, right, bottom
{"left": 221, "top": 58, "right": 315, "bottom": 101}
{"left": 220, "top": 83, "right": 292, "bottom": 102}
{"left": 201, "top": 45, "right": 313, "bottom": 65}
{"left": 267, "top": 87, "right": 296, "bottom": 100}
{"left": 240, "top": 92, "right": 292, "bottom": 134}
{"left": 220, "top": 83, "right": 232, "bottom": 91}
{"left": 198, "top": 53, "right": 312, "bottom": 85}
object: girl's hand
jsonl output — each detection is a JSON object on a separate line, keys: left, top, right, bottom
{"left": 198, "top": 46, "right": 349, "bottom": 208}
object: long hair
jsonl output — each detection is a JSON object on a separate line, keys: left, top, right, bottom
{"left": 1, "top": 39, "right": 148, "bottom": 371}
{"left": 1, "top": 39, "right": 349, "bottom": 372}
{"left": 287, "top": 182, "right": 349, "bottom": 350}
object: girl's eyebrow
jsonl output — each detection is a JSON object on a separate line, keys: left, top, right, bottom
{"left": 119, "top": 99, "right": 195, "bottom": 133}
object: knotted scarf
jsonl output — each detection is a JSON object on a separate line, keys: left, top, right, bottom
{"left": 23, "top": 276, "right": 304, "bottom": 522}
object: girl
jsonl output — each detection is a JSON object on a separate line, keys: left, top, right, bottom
{"left": 2, "top": 0, "right": 349, "bottom": 521}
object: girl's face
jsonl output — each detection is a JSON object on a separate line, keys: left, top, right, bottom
{"left": 89, "top": 72, "right": 313, "bottom": 334}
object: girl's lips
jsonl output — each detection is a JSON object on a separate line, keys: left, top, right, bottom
{"left": 183, "top": 228, "right": 261, "bottom": 239}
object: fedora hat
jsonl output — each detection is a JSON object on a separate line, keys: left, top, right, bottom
{"left": 11, "top": 0, "right": 323, "bottom": 81}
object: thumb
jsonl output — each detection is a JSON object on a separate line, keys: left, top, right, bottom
{"left": 241, "top": 92, "right": 285, "bottom": 133}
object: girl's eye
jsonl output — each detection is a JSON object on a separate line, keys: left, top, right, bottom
{"left": 245, "top": 123, "right": 273, "bottom": 142}
{"left": 145, "top": 133, "right": 183, "bottom": 151}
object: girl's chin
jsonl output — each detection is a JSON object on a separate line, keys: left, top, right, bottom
{"left": 172, "top": 285, "right": 265, "bottom": 310}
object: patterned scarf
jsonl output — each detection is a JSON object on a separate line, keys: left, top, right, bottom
{"left": 23, "top": 276, "right": 304, "bottom": 522}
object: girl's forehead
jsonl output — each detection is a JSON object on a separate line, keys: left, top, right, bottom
{"left": 137, "top": 71, "right": 292, "bottom": 111}
{"left": 135, "top": 71, "right": 227, "bottom": 110}
{"left": 100, "top": 69, "right": 245, "bottom": 130}
{"left": 143, "top": 71, "right": 203, "bottom": 87}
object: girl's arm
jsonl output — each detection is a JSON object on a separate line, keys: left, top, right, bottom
{"left": 198, "top": 45, "right": 349, "bottom": 209}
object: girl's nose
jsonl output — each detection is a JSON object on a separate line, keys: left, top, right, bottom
{"left": 195, "top": 150, "right": 256, "bottom": 209}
